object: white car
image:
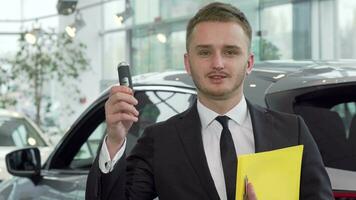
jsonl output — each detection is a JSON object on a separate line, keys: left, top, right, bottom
{"left": 2, "top": 62, "right": 356, "bottom": 199}
{"left": 0, "top": 109, "right": 53, "bottom": 181}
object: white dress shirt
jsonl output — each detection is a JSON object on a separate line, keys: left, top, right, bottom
{"left": 99, "top": 96, "right": 255, "bottom": 199}
{"left": 197, "top": 97, "right": 254, "bottom": 200}
{"left": 99, "top": 137, "right": 126, "bottom": 173}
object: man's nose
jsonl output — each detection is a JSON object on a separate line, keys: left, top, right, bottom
{"left": 212, "top": 53, "right": 224, "bottom": 70}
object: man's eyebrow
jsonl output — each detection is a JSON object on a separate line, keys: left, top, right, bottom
{"left": 194, "top": 45, "right": 243, "bottom": 50}
{"left": 224, "top": 45, "right": 242, "bottom": 50}
{"left": 195, "top": 45, "right": 212, "bottom": 49}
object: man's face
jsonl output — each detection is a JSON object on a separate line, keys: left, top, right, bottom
{"left": 184, "top": 21, "right": 254, "bottom": 101}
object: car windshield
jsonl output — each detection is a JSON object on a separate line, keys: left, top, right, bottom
{"left": 0, "top": 116, "right": 47, "bottom": 147}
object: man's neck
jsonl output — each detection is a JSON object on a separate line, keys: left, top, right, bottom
{"left": 197, "top": 93, "right": 243, "bottom": 115}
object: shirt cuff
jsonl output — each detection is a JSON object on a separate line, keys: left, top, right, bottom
{"left": 99, "top": 135, "right": 126, "bottom": 174}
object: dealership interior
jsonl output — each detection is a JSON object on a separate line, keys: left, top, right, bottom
{"left": 0, "top": 0, "right": 356, "bottom": 199}
{"left": 0, "top": 0, "right": 355, "bottom": 129}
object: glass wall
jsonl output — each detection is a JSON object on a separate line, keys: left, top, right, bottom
{"left": 0, "top": 33, "right": 19, "bottom": 55}
{"left": 103, "top": 32, "right": 127, "bottom": 79}
{"left": 132, "top": 33, "right": 167, "bottom": 74}
{"left": 260, "top": 3, "right": 292, "bottom": 60}
{"left": 129, "top": 0, "right": 259, "bottom": 74}
{"left": 338, "top": 0, "right": 356, "bottom": 59}
{"left": 2, "top": 0, "right": 356, "bottom": 77}
{"left": 130, "top": 16, "right": 187, "bottom": 73}
{"left": 133, "top": 0, "right": 159, "bottom": 25}
{"left": 102, "top": 0, "right": 356, "bottom": 76}
{"left": 0, "top": 0, "right": 58, "bottom": 55}
{"left": 104, "top": 0, "right": 126, "bottom": 30}
{"left": 0, "top": 1, "right": 21, "bottom": 55}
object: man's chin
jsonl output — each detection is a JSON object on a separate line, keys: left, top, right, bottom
{"left": 204, "top": 90, "right": 232, "bottom": 100}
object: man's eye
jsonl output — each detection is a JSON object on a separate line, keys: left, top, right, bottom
{"left": 224, "top": 50, "right": 238, "bottom": 56}
{"left": 198, "top": 50, "right": 210, "bottom": 56}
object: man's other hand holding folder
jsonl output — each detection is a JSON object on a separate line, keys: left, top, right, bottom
{"left": 244, "top": 177, "right": 258, "bottom": 200}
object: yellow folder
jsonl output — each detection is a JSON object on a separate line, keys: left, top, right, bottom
{"left": 235, "top": 145, "right": 304, "bottom": 200}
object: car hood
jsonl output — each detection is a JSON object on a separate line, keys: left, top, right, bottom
{"left": 0, "top": 147, "right": 22, "bottom": 159}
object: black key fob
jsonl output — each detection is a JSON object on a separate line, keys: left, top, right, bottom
{"left": 117, "top": 62, "right": 133, "bottom": 89}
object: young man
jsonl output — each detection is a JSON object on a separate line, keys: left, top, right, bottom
{"left": 86, "top": 2, "right": 333, "bottom": 200}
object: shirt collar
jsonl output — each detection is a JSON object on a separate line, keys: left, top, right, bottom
{"left": 197, "top": 96, "right": 248, "bottom": 129}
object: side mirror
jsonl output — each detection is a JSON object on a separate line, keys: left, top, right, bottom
{"left": 5, "top": 147, "right": 42, "bottom": 184}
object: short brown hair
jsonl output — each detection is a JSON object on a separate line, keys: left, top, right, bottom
{"left": 186, "top": 2, "right": 252, "bottom": 52}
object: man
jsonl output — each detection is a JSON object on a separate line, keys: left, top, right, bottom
{"left": 86, "top": 2, "right": 334, "bottom": 200}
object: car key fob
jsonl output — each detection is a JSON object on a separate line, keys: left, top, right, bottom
{"left": 117, "top": 62, "right": 133, "bottom": 89}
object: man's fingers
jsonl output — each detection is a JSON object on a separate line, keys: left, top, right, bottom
{"left": 105, "top": 87, "right": 139, "bottom": 121}
{"left": 108, "top": 101, "right": 139, "bottom": 116}
{"left": 107, "top": 92, "right": 138, "bottom": 107}
{"left": 109, "top": 85, "right": 133, "bottom": 96}
{"left": 105, "top": 100, "right": 139, "bottom": 125}
{"left": 106, "top": 112, "right": 138, "bottom": 125}
{"left": 247, "top": 182, "right": 258, "bottom": 200}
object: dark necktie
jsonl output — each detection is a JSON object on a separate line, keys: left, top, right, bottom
{"left": 216, "top": 116, "right": 237, "bottom": 200}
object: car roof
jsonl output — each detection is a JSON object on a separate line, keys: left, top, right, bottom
{"left": 0, "top": 109, "right": 47, "bottom": 143}
{"left": 251, "top": 60, "right": 356, "bottom": 93}
{"left": 95, "top": 61, "right": 356, "bottom": 104}
{"left": 131, "top": 61, "right": 356, "bottom": 90}
{"left": 97, "top": 70, "right": 196, "bottom": 100}
{"left": 133, "top": 70, "right": 195, "bottom": 88}
{"left": 0, "top": 109, "right": 23, "bottom": 118}
{"left": 74, "top": 71, "right": 197, "bottom": 131}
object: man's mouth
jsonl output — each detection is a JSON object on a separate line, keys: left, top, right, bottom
{"left": 208, "top": 72, "right": 228, "bottom": 79}
{"left": 207, "top": 72, "right": 228, "bottom": 82}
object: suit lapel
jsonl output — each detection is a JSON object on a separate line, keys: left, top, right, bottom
{"left": 247, "top": 101, "right": 274, "bottom": 152}
{"left": 175, "top": 102, "right": 220, "bottom": 200}
{"left": 248, "top": 101, "right": 291, "bottom": 153}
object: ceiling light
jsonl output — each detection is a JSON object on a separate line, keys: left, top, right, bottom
{"left": 65, "top": 11, "right": 85, "bottom": 38}
{"left": 57, "top": 0, "right": 78, "bottom": 15}
{"left": 114, "top": 7, "right": 133, "bottom": 26}
{"left": 157, "top": 33, "right": 167, "bottom": 43}
{"left": 114, "top": 14, "right": 124, "bottom": 26}
{"left": 65, "top": 25, "right": 76, "bottom": 38}
{"left": 24, "top": 28, "right": 42, "bottom": 44}
{"left": 25, "top": 32, "right": 37, "bottom": 44}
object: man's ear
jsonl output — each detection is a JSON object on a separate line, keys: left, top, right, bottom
{"left": 184, "top": 53, "right": 191, "bottom": 75}
{"left": 246, "top": 53, "right": 254, "bottom": 75}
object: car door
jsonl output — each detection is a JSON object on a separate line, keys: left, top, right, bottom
{"left": 0, "top": 86, "right": 196, "bottom": 200}
{"left": 264, "top": 83, "right": 356, "bottom": 199}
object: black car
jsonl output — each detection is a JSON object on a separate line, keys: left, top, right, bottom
{"left": 1, "top": 61, "right": 356, "bottom": 199}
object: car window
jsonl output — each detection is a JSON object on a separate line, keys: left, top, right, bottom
{"left": 330, "top": 102, "right": 356, "bottom": 169}
{"left": 295, "top": 103, "right": 356, "bottom": 172}
{"left": 0, "top": 117, "right": 46, "bottom": 147}
{"left": 331, "top": 102, "right": 356, "bottom": 138}
{"left": 127, "top": 90, "right": 195, "bottom": 152}
{"left": 69, "top": 90, "right": 196, "bottom": 169}
{"left": 73, "top": 122, "right": 107, "bottom": 161}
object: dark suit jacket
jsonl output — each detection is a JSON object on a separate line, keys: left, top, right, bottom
{"left": 86, "top": 101, "right": 334, "bottom": 200}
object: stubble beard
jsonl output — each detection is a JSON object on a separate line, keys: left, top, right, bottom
{"left": 190, "top": 64, "right": 247, "bottom": 101}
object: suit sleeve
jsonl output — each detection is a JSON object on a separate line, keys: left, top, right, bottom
{"left": 86, "top": 142, "right": 127, "bottom": 200}
{"left": 298, "top": 116, "right": 335, "bottom": 200}
{"left": 86, "top": 127, "right": 157, "bottom": 200}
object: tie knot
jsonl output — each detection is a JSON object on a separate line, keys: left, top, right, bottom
{"left": 216, "top": 116, "right": 229, "bottom": 129}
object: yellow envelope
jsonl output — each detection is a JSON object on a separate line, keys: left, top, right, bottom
{"left": 236, "top": 145, "right": 304, "bottom": 200}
